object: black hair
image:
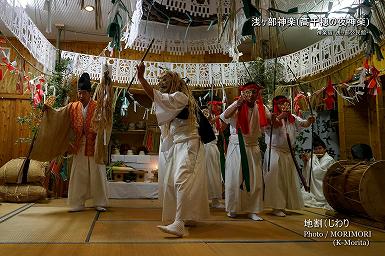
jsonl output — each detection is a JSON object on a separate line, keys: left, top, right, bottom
{"left": 313, "top": 133, "right": 326, "bottom": 149}
{"left": 351, "top": 144, "right": 373, "bottom": 161}
{"left": 78, "top": 72, "right": 92, "bottom": 91}
{"left": 313, "top": 139, "right": 326, "bottom": 149}
{"left": 273, "top": 95, "right": 288, "bottom": 101}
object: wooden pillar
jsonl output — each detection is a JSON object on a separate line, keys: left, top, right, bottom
{"left": 368, "top": 97, "right": 378, "bottom": 159}
{"left": 338, "top": 95, "right": 371, "bottom": 160}
{"left": 55, "top": 24, "right": 64, "bottom": 66}
{"left": 337, "top": 95, "right": 347, "bottom": 159}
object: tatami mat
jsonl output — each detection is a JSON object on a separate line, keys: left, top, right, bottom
{"left": 98, "top": 205, "right": 293, "bottom": 222}
{"left": 207, "top": 242, "right": 385, "bottom": 256}
{"left": 107, "top": 199, "right": 161, "bottom": 208}
{"left": 0, "top": 207, "right": 96, "bottom": 243}
{"left": 34, "top": 198, "right": 162, "bottom": 209}
{"left": 1, "top": 199, "right": 384, "bottom": 256}
{"left": 34, "top": 198, "right": 67, "bottom": 207}
{"left": 0, "top": 203, "right": 27, "bottom": 218}
{"left": 99, "top": 208, "right": 162, "bottom": 221}
{"left": 0, "top": 243, "right": 219, "bottom": 256}
{"left": 1, "top": 242, "right": 384, "bottom": 256}
{"left": 90, "top": 220, "right": 307, "bottom": 242}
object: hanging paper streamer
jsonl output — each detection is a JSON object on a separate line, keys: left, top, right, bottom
{"left": 142, "top": 108, "right": 149, "bottom": 120}
{"left": 121, "top": 89, "right": 129, "bottom": 116}
{"left": 150, "top": 102, "right": 155, "bottom": 114}
{"left": 49, "top": 85, "right": 56, "bottom": 97}
{"left": 43, "top": 83, "right": 48, "bottom": 103}
{"left": 123, "top": 0, "right": 143, "bottom": 48}
{"left": 221, "top": 83, "right": 227, "bottom": 110}
{"left": 133, "top": 101, "right": 137, "bottom": 112}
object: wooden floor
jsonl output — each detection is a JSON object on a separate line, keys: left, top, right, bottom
{"left": 0, "top": 199, "right": 384, "bottom": 255}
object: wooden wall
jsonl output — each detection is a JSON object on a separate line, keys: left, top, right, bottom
{"left": 0, "top": 95, "right": 32, "bottom": 166}
{"left": 0, "top": 38, "right": 41, "bottom": 167}
{"left": 338, "top": 92, "right": 385, "bottom": 160}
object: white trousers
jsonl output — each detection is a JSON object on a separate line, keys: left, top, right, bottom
{"left": 263, "top": 148, "right": 304, "bottom": 210}
{"left": 204, "top": 142, "right": 223, "bottom": 200}
{"left": 225, "top": 140, "right": 264, "bottom": 214}
{"left": 161, "top": 138, "right": 210, "bottom": 222}
{"left": 68, "top": 142, "right": 108, "bottom": 208}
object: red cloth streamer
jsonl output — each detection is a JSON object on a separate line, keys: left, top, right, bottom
{"left": 368, "top": 66, "right": 382, "bottom": 95}
{"left": 237, "top": 103, "right": 250, "bottom": 134}
{"left": 257, "top": 96, "right": 268, "bottom": 127}
{"left": 0, "top": 69, "right": 2, "bottom": 81}
{"left": 146, "top": 132, "right": 153, "bottom": 152}
{"left": 324, "top": 77, "right": 335, "bottom": 110}
{"left": 33, "top": 83, "right": 44, "bottom": 107}
{"left": 2, "top": 57, "right": 16, "bottom": 73}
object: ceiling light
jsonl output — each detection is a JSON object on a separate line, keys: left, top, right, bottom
{"left": 84, "top": 5, "right": 94, "bottom": 12}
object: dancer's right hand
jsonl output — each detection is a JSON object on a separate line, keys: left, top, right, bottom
{"left": 236, "top": 96, "right": 245, "bottom": 107}
{"left": 136, "top": 63, "right": 145, "bottom": 79}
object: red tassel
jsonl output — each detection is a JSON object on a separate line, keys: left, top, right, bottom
{"left": 0, "top": 69, "right": 2, "bottom": 81}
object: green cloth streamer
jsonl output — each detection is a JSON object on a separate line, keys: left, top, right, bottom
{"left": 217, "top": 133, "right": 226, "bottom": 182}
{"left": 107, "top": 13, "right": 123, "bottom": 51}
{"left": 60, "top": 158, "right": 68, "bottom": 181}
{"left": 237, "top": 128, "right": 250, "bottom": 192}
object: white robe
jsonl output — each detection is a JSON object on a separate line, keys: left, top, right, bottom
{"left": 68, "top": 103, "right": 108, "bottom": 208}
{"left": 68, "top": 139, "right": 108, "bottom": 208}
{"left": 157, "top": 139, "right": 167, "bottom": 203}
{"left": 302, "top": 152, "right": 335, "bottom": 208}
{"left": 204, "top": 139, "right": 223, "bottom": 200}
{"left": 220, "top": 101, "right": 264, "bottom": 214}
{"left": 154, "top": 89, "right": 209, "bottom": 222}
{"left": 263, "top": 115, "right": 307, "bottom": 210}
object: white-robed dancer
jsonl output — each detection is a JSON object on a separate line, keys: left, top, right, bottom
{"left": 263, "top": 95, "right": 315, "bottom": 217}
{"left": 220, "top": 82, "right": 268, "bottom": 221}
{"left": 202, "top": 107, "right": 224, "bottom": 208}
{"left": 301, "top": 137, "right": 334, "bottom": 208}
{"left": 137, "top": 63, "right": 209, "bottom": 237}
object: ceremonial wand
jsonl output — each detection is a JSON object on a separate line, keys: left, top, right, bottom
{"left": 127, "top": 38, "right": 155, "bottom": 90}
{"left": 287, "top": 65, "right": 313, "bottom": 192}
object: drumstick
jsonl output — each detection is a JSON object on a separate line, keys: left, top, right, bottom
{"left": 127, "top": 38, "right": 155, "bottom": 90}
